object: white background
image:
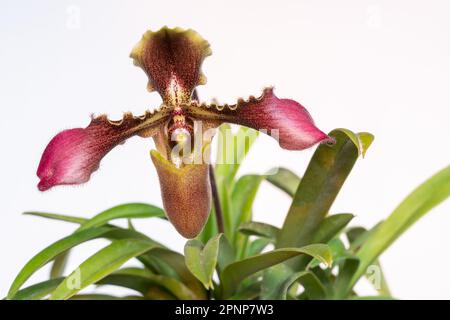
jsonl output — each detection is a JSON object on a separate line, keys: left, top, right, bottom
{"left": 1, "top": 0, "right": 449, "bottom": 299}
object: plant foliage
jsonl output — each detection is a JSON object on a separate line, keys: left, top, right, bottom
{"left": 7, "top": 127, "right": 450, "bottom": 300}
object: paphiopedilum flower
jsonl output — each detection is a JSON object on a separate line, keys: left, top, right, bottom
{"left": 37, "top": 27, "right": 331, "bottom": 238}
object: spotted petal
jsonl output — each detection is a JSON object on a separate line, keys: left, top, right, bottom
{"left": 185, "top": 88, "right": 332, "bottom": 150}
{"left": 130, "top": 27, "right": 211, "bottom": 105}
{"left": 150, "top": 150, "right": 211, "bottom": 238}
{"left": 37, "top": 109, "right": 171, "bottom": 191}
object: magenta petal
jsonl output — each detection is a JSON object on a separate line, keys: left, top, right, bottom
{"left": 37, "top": 111, "right": 170, "bottom": 191}
{"left": 37, "top": 128, "right": 104, "bottom": 191}
{"left": 186, "top": 88, "right": 332, "bottom": 150}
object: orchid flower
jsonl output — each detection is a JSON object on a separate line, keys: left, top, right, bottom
{"left": 37, "top": 27, "right": 331, "bottom": 238}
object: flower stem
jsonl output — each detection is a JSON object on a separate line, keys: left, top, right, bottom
{"left": 208, "top": 164, "right": 224, "bottom": 234}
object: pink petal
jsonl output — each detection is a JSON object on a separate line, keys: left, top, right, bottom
{"left": 37, "top": 110, "right": 170, "bottom": 191}
{"left": 186, "top": 88, "right": 332, "bottom": 150}
{"left": 130, "top": 27, "right": 211, "bottom": 104}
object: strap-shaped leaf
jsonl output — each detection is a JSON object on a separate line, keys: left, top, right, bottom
{"left": 312, "top": 213, "right": 354, "bottom": 243}
{"left": 9, "top": 266, "right": 196, "bottom": 300}
{"left": 98, "top": 268, "right": 198, "bottom": 300}
{"left": 25, "top": 203, "right": 165, "bottom": 279}
{"left": 333, "top": 257, "right": 360, "bottom": 299}
{"left": 25, "top": 203, "right": 165, "bottom": 230}
{"left": 23, "top": 211, "right": 87, "bottom": 224}
{"left": 220, "top": 244, "right": 332, "bottom": 298}
{"left": 279, "top": 271, "right": 326, "bottom": 300}
{"left": 260, "top": 263, "right": 292, "bottom": 299}
{"left": 277, "top": 129, "right": 370, "bottom": 250}
{"left": 358, "top": 132, "right": 374, "bottom": 157}
{"left": 140, "top": 248, "right": 208, "bottom": 299}
{"left": 9, "top": 278, "right": 64, "bottom": 300}
{"left": 345, "top": 226, "right": 391, "bottom": 296}
{"left": 199, "top": 125, "right": 259, "bottom": 243}
{"left": 246, "top": 238, "right": 272, "bottom": 257}
{"left": 50, "top": 239, "right": 159, "bottom": 300}
{"left": 228, "top": 283, "right": 261, "bottom": 300}
{"left": 50, "top": 252, "right": 70, "bottom": 279}
{"left": 333, "top": 129, "right": 374, "bottom": 157}
{"left": 78, "top": 203, "right": 165, "bottom": 231}
{"left": 231, "top": 175, "right": 264, "bottom": 236}
{"left": 348, "top": 165, "right": 450, "bottom": 292}
{"left": 7, "top": 227, "right": 152, "bottom": 299}
{"left": 238, "top": 221, "right": 280, "bottom": 240}
{"left": 265, "top": 167, "right": 301, "bottom": 197}
{"left": 231, "top": 175, "right": 264, "bottom": 256}
{"left": 70, "top": 294, "right": 144, "bottom": 300}
{"left": 349, "top": 296, "right": 396, "bottom": 300}
{"left": 215, "top": 125, "right": 259, "bottom": 189}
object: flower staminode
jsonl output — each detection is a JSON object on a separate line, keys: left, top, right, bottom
{"left": 37, "top": 26, "right": 331, "bottom": 238}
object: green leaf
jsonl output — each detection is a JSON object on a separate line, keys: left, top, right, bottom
{"left": 231, "top": 175, "right": 264, "bottom": 235}
{"left": 345, "top": 227, "right": 391, "bottom": 296}
{"left": 350, "top": 295, "right": 396, "bottom": 300}
{"left": 346, "top": 226, "right": 368, "bottom": 247}
{"left": 50, "top": 252, "right": 70, "bottom": 279}
{"left": 199, "top": 126, "right": 259, "bottom": 244}
{"left": 214, "top": 123, "right": 233, "bottom": 181}
{"left": 216, "top": 235, "right": 235, "bottom": 272}
{"left": 246, "top": 238, "right": 272, "bottom": 257}
{"left": 272, "top": 213, "right": 352, "bottom": 280}
{"left": 238, "top": 222, "right": 280, "bottom": 240}
{"left": 279, "top": 271, "right": 326, "bottom": 300}
{"left": 138, "top": 254, "right": 179, "bottom": 278}
{"left": 333, "top": 129, "right": 374, "bottom": 157}
{"left": 23, "top": 212, "right": 87, "bottom": 224}
{"left": 312, "top": 213, "right": 354, "bottom": 243}
{"left": 97, "top": 267, "right": 154, "bottom": 294}
{"left": 78, "top": 203, "right": 165, "bottom": 231}
{"left": 260, "top": 263, "right": 292, "bottom": 299}
{"left": 215, "top": 126, "right": 259, "bottom": 242}
{"left": 215, "top": 125, "right": 259, "bottom": 188}
{"left": 307, "top": 238, "right": 348, "bottom": 270}
{"left": 8, "top": 227, "right": 109, "bottom": 299}
{"left": 277, "top": 129, "right": 366, "bottom": 250}
{"left": 197, "top": 209, "right": 218, "bottom": 244}
{"left": 265, "top": 167, "right": 301, "bottom": 197}
{"left": 349, "top": 165, "right": 450, "bottom": 291}
{"left": 98, "top": 268, "right": 199, "bottom": 300}
{"left": 184, "top": 234, "right": 222, "bottom": 289}
{"left": 370, "top": 260, "right": 391, "bottom": 297}
{"left": 9, "top": 278, "right": 64, "bottom": 300}
{"left": 145, "top": 287, "right": 177, "bottom": 300}
{"left": 347, "top": 224, "right": 383, "bottom": 252}
{"left": 70, "top": 294, "right": 143, "bottom": 300}
{"left": 220, "top": 244, "right": 332, "bottom": 298}
{"left": 309, "top": 266, "right": 334, "bottom": 298}
{"left": 127, "top": 219, "right": 136, "bottom": 230}
{"left": 329, "top": 238, "right": 349, "bottom": 262}
{"left": 197, "top": 125, "right": 233, "bottom": 244}
{"left": 231, "top": 175, "right": 264, "bottom": 257}
{"left": 24, "top": 203, "right": 165, "bottom": 231}
{"left": 26, "top": 204, "right": 164, "bottom": 281}
{"left": 50, "top": 239, "right": 159, "bottom": 300}
{"left": 333, "top": 257, "right": 360, "bottom": 299}
{"left": 141, "top": 249, "right": 208, "bottom": 299}
{"left": 357, "top": 132, "right": 374, "bottom": 157}
{"left": 7, "top": 227, "right": 153, "bottom": 299}
{"left": 228, "top": 283, "right": 261, "bottom": 300}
